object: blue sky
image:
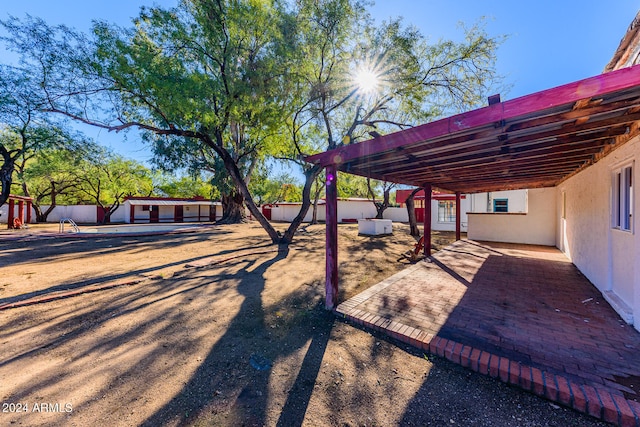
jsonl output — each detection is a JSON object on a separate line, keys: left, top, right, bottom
{"left": 1, "top": 0, "right": 638, "bottom": 167}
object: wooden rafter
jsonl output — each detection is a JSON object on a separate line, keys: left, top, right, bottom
{"left": 306, "top": 64, "right": 640, "bottom": 194}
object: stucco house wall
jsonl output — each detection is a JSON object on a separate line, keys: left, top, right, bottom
{"left": 468, "top": 190, "right": 528, "bottom": 213}
{"left": 123, "top": 199, "right": 222, "bottom": 223}
{"left": 269, "top": 202, "right": 325, "bottom": 223}
{"left": 270, "top": 198, "right": 470, "bottom": 231}
{"left": 467, "top": 188, "right": 556, "bottom": 246}
{"left": 110, "top": 205, "right": 126, "bottom": 223}
{"left": 38, "top": 205, "right": 99, "bottom": 223}
{"left": 382, "top": 207, "right": 408, "bottom": 222}
{"left": 269, "top": 199, "right": 378, "bottom": 223}
{"left": 557, "top": 136, "right": 638, "bottom": 329}
{"left": 337, "top": 199, "right": 378, "bottom": 222}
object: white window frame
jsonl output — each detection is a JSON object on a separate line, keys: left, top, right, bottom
{"left": 437, "top": 200, "right": 456, "bottom": 223}
{"left": 612, "top": 161, "right": 633, "bottom": 232}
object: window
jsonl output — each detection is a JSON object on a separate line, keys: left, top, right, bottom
{"left": 493, "top": 199, "right": 508, "bottom": 213}
{"left": 613, "top": 164, "right": 633, "bottom": 231}
{"left": 561, "top": 191, "right": 566, "bottom": 219}
{"left": 438, "top": 201, "right": 456, "bottom": 222}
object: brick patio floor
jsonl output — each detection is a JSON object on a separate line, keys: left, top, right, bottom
{"left": 336, "top": 239, "right": 640, "bottom": 426}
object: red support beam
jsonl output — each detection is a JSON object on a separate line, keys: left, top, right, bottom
{"left": 423, "top": 183, "right": 432, "bottom": 256}
{"left": 17, "top": 200, "right": 24, "bottom": 225}
{"left": 455, "top": 191, "right": 461, "bottom": 241}
{"left": 130, "top": 204, "right": 135, "bottom": 224}
{"left": 26, "top": 201, "right": 32, "bottom": 224}
{"left": 7, "top": 199, "right": 14, "bottom": 229}
{"left": 325, "top": 165, "right": 339, "bottom": 310}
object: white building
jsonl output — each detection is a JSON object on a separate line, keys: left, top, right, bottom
{"left": 122, "top": 197, "right": 223, "bottom": 223}
{"left": 263, "top": 198, "right": 379, "bottom": 224}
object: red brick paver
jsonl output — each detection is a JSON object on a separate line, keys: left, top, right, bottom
{"left": 336, "top": 239, "right": 640, "bottom": 426}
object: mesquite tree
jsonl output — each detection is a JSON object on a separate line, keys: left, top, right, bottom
{"left": 0, "top": 64, "right": 69, "bottom": 207}
{"left": 277, "top": 0, "right": 504, "bottom": 242}
{"left": 1, "top": 2, "right": 293, "bottom": 239}
{"left": 16, "top": 136, "right": 90, "bottom": 222}
{"left": 1, "top": 0, "right": 504, "bottom": 244}
{"left": 71, "top": 147, "right": 153, "bottom": 224}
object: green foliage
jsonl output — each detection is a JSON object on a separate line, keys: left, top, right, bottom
{"left": 19, "top": 136, "right": 90, "bottom": 203}
{"left": 0, "top": 63, "right": 73, "bottom": 205}
{"left": 337, "top": 173, "right": 372, "bottom": 199}
{"left": 72, "top": 146, "right": 153, "bottom": 210}
{"left": 272, "top": 1, "right": 504, "bottom": 238}
{"left": 249, "top": 167, "right": 302, "bottom": 204}
{"left": 284, "top": 5, "right": 505, "bottom": 153}
{"left": 1, "top": 2, "right": 298, "bottom": 231}
{"left": 155, "top": 173, "right": 219, "bottom": 200}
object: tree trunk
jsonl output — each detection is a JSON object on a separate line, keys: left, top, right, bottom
{"left": 220, "top": 191, "right": 247, "bottom": 223}
{"left": 35, "top": 204, "right": 49, "bottom": 223}
{"left": 101, "top": 200, "right": 120, "bottom": 225}
{"left": 281, "top": 164, "right": 322, "bottom": 243}
{"left": 35, "top": 202, "right": 57, "bottom": 223}
{"left": 367, "top": 178, "right": 392, "bottom": 220}
{"left": 311, "top": 198, "right": 319, "bottom": 224}
{"left": 406, "top": 187, "right": 422, "bottom": 237}
{"left": 309, "top": 175, "right": 323, "bottom": 225}
{"left": 35, "top": 186, "right": 57, "bottom": 223}
{"left": 100, "top": 206, "right": 110, "bottom": 225}
{"left": 374, "top": 187, "right": 391, "bottom": 219}
{"left": 213, "top": 140, "right": 281, "bottom": 243}
{"left": 0, "top": 147, "right": 15, "bottom": 207}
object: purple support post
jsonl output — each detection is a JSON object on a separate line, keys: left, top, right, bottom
{"left": 455, "top": 191, "right": 461, "bottom": 241}
{"left": 325, "top": 165, "right": 339, "bottom": 309}
{"left": 7, "top": 199, "right": 14, "bottom": 229}
{"left": 26, "top": 201, "right": 32, "bottom": 224}
{"left": 423, "top": 184, "right": 432, "bottom": 256}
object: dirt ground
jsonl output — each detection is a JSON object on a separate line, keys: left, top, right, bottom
{"left": 0, "top": 222, "right": 608, "bottom": 426}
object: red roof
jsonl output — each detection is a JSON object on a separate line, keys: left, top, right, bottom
{"left": 395, "top": 189, "right": 466, "bottom": 204}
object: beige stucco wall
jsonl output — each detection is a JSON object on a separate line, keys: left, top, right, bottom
{"left": 271, "top": 200, "right": 378, "bottom": 223}
{"left": 557, "top": 137, "right": 638, "bottom": 330}
{"left": 270, "top": 203, "right": 324, "bottom": 222}
{"left": 468, "top": 190, "right": 528, "bottom": 213}
{"left": 467, "top": 188, "right": 556, "bottom": 246}
{"left": 337, "top": 200, "right": 378, "bottom": 222}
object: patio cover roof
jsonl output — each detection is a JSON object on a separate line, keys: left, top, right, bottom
{"left": 306, "top": 64, "right": 640, "bottom": 193}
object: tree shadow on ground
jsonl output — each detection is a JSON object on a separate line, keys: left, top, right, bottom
{"left": 141, "top": 247, "right": 335, "bottom": 426}
{"left": 0, "top": 244, "right": 339, "bottom": 426}
{"left": 1, "top": 224, "right": 486, "bottom": 426}
{"left": 0, "top": 228, "right": 277, "bottom": 306}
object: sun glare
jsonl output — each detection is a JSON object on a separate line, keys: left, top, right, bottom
{"left": 354, "top": 68, "right": 380, "bottom": 95}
